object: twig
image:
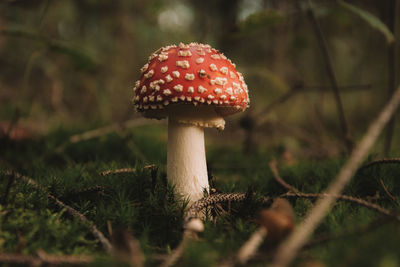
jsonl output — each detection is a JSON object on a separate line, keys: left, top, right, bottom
{"left": 7, "top": 171, "right": 113, "bottom": 253}
{"left": 358, "top": 157, "right": 400, "bottom": 171}
{"left": 100, "top": 168, "right": 136, "bottom": 176}
{"left": 306, "top": 0, "right": 353, "bottom": 152}
{"left": 68, "top": 118, "right": 160, "bottom": 144}
{"left": 269, "top": 160, "right": 300, "bottom": 194}
{"left": 379, "top": 178, "right": 397, "bottom": 202}
{"left": 383, "top": 0, "right": 398, "bottom": 155}
{"left": 0, "top": 251, "right": 92, "bottom": 265}
{"left": 55, "top": 118, "right": 163, "bottom": 152}
{"left": 271, "top": 84, "right": 400, "bottom": 267}
{"left": 282, "top": 192, "right": 399, "bottom": 221}
{"left": 100, "top": 164, "right": 156, "bottom": 176}
{"left": 236, "top": 228, "right": 268, "bottom": 265}
{"left": 269, "top": 161, "right": 399, "bottom": 220}
{"left": 160, "top": 219, "right": 204, "bottom": 267}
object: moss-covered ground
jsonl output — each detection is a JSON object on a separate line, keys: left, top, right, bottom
{"left": 1, "top": 124, "right": 399, "bottom": 266}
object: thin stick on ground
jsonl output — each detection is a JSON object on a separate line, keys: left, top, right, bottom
{"left": 100, "top": 168, "right": 136, "bottom": 176}
{"left": 0, "top": 252, "right": 93, "bottom": 265}
{"left": 270, "top": 84, "right": 400, "bottom": 267}
{"left": 269, "top": 160, "right": 300, "bottom": 194}
{"left": 282, "top": 192, "right": 399, "bottom": 221}
{"left": 269, "top": 161, "right": 398, "bottom": 220}
{"left": 379, "top": 178, "right": 397, "bottom": 202}
{"left": 306, "top": 0, "right": 353, "bottom": 152}
{"left": 358, "top": 157, "right": 400, "bottom": 171}
{"left": 383, "top": 0, "right": 398, "bottom": 155}
{"left": 6, "top": 171, "right": 113, "bottom": 253}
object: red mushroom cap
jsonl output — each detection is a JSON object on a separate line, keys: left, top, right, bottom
{"left": 132, "top": 43, "right": 249, "bottom": 120}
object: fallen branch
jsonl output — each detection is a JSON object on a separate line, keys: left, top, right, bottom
{"left": 269, "top": 161, "right": 398, "bottom": 220}
{"left": 69, "top": 118, "right": 161, "bottom": 144}
{"left": 100, "top": 168, "right": 136, "bottom": 176}
{"left": 270, "top": 83, "right": 400, "bottom": 267}
{"left": 379, "top": 178, "right": 397, "bottom": 202}
{"left": 6, "top": 171, "right": 113, "bottom": 253}
{"left": 0, "top": 251, "right": 92, "bottom": 265}
{"left": 269, "top": 160, "right": 300, "bottom": 194}
{"left": 358, "top": 157, "right": 400, "bottom": 171}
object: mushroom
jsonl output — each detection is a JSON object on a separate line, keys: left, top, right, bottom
{"left": 132, "top": 43, "right": 249, "bottom": 202}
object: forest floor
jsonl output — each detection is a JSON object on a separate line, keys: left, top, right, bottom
{"left": 1, "top": 122, "right": 400, "bottom": 267}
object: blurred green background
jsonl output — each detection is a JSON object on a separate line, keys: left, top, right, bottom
{"left": 1, "top": 0, "right": 399, "bottom": 157}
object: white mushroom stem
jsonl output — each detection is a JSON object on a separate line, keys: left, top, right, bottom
{"left": 167, "top": 118, "right": 209, "bottom": 202}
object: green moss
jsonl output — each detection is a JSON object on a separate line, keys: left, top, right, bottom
{"left": 1, "top": 128, "right": 399, "bottom": 266}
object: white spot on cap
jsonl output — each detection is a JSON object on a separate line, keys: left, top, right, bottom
{"left": 194, "top": 96, "right": 200, "bottom": 101}
{"left": 158, "top": 53, "right": 168, "bottom": 61}
{"left": 207, "top": 100, "right": 212, "bottom": 104}
{"left": 207, "top": 94, "right": 215, "bottom": 99}
{"left": 140, "top": 85, "right": 147, "bottom": 94}
{"left": 163, "top": 89, "right": 172, "bottom": 96}
{"left": 150, "top": 105, "right": 157, "bottom": 109}
{"left": 230, "top": 96, "right": 236, "bottom": 101}
{"left": 140, "top": 63, "right": 149, "bottom": 73}
{"left": 165, "top": 74, "right": 173, "bottom": 83}
{"left": 143, "top": 96, "right": 148, "bottom": 103}
{"left": 220, "top": 67, "right": 228, "bottom": 75}
{"left": 211, "top": 77, "right": 227, "bottom": 86}
{"left": 214, "top": 88, "right": 222, "bottom": 94}
{"left": 198, "top": 85, "right": 207, "bottom": 93}
{"left": 158, "top": 79, "right": 165, "bottom": 85}
{"left": 178, "top": 50, "right": 192, "bottom": 57}
{"left": 220, "top": 95, "right": 227, "bottom": 100}
{"left": 172, "top": 71, "right": 180, "bottom": 78}
{"left": 213, "top": 99, "right": 219, "bottom": 104}
{"left": 209, "top": 64, "right": 218, "bottom": 71}
{"left": 144, "top": 69, "right": 154, "bottom": 79}
{"left": 186, "top": 96, "right": 192, "bottom": 101}
{"left": 176, "top": 60, "right": 190, "bottom": 69}
{"left": 185, "top": 73, "right": 195, "bottom": 81}
{"left": 230, "top": 71, "right": 236, "bottom": 79}
{"left": 233, "top": 82, "right": 241, "bottom": 90}
{"left": 226, "top": 87, "right": 233, "bottom": 95}
{"left": 211, "top": 54, "right": 221, "bottom": 60}
{"left": 198, "top": 69, "right": 207, "bottom": 78}
{"left": 221, "top": 54, "right": 227, "bottom": 60}
{"left": 196, "top": 58, "right": 204, "bottom": 64}
{"left": 156, "top": 95, "right": 163, "bottom": 101}
{"left": 134, "top": 95, "right": 140, "bottom": 102}
{"left": 173, "top": 84, "right": 183, "bottom": 92}
{"left": 187, "top": 86, "right": 194, "bottom": 93}
{"left": 171, "top": 97, "right": 178, "bottom": 102}
{"left": 149, "top": 96, "right": 155, "bottom": 102}
{"left": 179, "top": 43, "right": 190, "bottom": 49}
{"left": 161, "top": 66, "right": 168, "bottom": 73}
{"left": 179, "top": 95, "right": 185, "bottom": 101}
{"left": 163, "top": 100, "right": 169, "bottom": 105}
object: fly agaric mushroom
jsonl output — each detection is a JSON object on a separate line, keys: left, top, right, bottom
{"left": 132, "top": 43, "right": 249, "bottom": 202}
